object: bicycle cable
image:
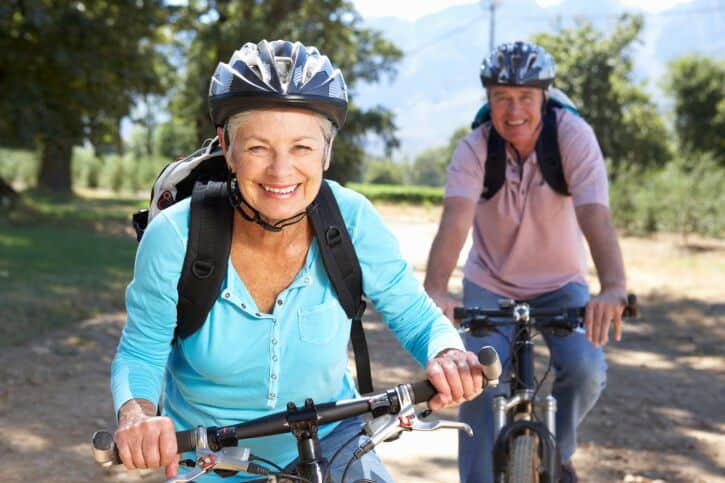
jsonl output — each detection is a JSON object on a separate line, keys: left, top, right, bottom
{"left": 340, "top": 448, "right": 363, "bottom": 483}
{"left": 274, "top": 473, "right": 313, "bottom": 483}
{"left": 530, "top": 330, "right": 554, "bottom": 423}
{"left": 249, "top": 454, "right": 284, "bottom": 472}
{"left": 328, "top": 430, "right": 365, "bottom": 470}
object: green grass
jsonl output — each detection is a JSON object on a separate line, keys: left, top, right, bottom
{"left": 347, "top": 183, "right": 443, "bottom": 205}
{"left": 0, "top": 191, "right": 143, "bottom": 348}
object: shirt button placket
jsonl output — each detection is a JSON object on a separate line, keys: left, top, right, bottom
{"left": 269, "top": 316, "right": 281, "bottom": 403}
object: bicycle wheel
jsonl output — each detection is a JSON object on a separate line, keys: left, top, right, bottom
{"left": 506, "top": 434, "right": 539, "bottom": 483}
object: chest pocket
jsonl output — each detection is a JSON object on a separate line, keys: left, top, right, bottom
{"left": 297, "top": 301, "right": 347, "bottom": 345}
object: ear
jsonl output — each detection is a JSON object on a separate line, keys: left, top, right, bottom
{"left": 217, "top": 127, "right": 235, "bottom": 172}
{"left": 217, "top": 127, "right": 227, "bottom": 152}
{"left": 322, "top": 133, "right": 336, "bottom": 171}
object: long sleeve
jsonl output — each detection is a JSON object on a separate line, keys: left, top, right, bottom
{"left": 111, "top": 207, "right": 186, "bottom": 415}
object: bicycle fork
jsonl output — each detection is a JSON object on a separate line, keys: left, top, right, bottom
{"left": 492, "top": 391, "right": 557, "bottom": 441}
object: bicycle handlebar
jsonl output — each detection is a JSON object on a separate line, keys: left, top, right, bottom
{"left": 454, "top": 293, "right": 639, "bottom": 333}
{"left": 92, "top": 347, "right": 501, "bottom": 467}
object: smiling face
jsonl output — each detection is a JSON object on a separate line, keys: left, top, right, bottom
{"left": 221, "top": 108, "right": 332, "bottom": 224}
{"left": 488, "top": 85, "right": 545, "bottom": 157}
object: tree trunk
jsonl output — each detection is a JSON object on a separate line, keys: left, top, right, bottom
{"left": 0, "top": 176, "right": 19, "bottom": 208}
{"left": 37, "top": 137, "right": 73, "bottom": 193}
{"left": 115, "top": 117, "right": 124, "bottom": 156}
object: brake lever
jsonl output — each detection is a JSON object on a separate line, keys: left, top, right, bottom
{"left": 166, "top": 464, "right": 210, "bottom": 483}
{"left": 164, "top": 447, "right": 254, "bottom": 483}
{"left": 409, "top": 414, "right": 473, "bottom": 437}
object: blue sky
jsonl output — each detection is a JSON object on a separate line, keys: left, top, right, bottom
{"left": 353, "top": 0, "right": 695, "bottom": 21}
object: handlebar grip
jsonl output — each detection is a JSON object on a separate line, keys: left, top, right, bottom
{"left": 410, "top": 380, "right": 437, "bottom": 404}
{"left": 176, "top": 428, "right": 197, "bottom": 454}
{"left": 91, "top": 431, "right": 121, "bottom": 466}
{"left": 410, "top": 346, "right": 502, "bottom": 404}
{"left": 453, "top": 307, "right": 466, "bottom": 321}
{"left": 478, "top": 346, "right": 502, "bottom": 383}
{"left": 91, "top": 428, "right": 199, "bottom": 467}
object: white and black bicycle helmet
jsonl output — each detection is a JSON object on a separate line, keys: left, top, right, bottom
{"left": 480, "top": 41, "right": 555, "bottom": 89}
{"left": 208, "top": 39, "right": 348, "bottom": 128}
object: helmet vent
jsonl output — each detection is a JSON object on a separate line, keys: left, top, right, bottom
{"left": 275, "top": 57, "right": 293, "bottom": 86}
{"left": 293, "top": 65, "right": 303, "bottom": 85}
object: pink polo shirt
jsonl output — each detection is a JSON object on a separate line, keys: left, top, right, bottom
{"left": 445, "top": 108, "right": 609, "bottom": 300}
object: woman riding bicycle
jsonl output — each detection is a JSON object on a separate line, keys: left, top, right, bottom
{"left": 111, "top": 39, "right": 486, "bottom": 482}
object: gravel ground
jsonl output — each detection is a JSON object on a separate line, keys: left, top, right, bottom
{"left": 1, "top": 207, "right": 723, "bottom": 483}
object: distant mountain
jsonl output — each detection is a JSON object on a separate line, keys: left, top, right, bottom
{"left": 355, "top": 0, "right": 724, "bottom": 157}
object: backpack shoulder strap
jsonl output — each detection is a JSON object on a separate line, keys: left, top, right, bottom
{"left": 307, "top": 181, "right": 373, "bottom": 394}
{"left": 483, "top": 125, "right": 508, "bottom": 200}
{"left": 536, "top": 103, "right": 570, "bottom": 196}
{"left": 175, "top": 180, "right": 233, "bottom": 340}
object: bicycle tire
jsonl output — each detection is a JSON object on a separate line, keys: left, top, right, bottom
{"left": 506, "top": 434, "right": 539, "bottom": 483}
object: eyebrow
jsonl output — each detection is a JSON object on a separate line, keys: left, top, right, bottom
{"left": 291, "top": 136, "right": 319, "bottom": 143}
{"left": 237, "top": 135, "right": 319, "bottom": 143}
{"left": 237, "top": 135, "right": 269, "bottom": 144}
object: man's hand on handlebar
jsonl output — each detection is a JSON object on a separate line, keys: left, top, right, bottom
{"left": 426, "top": 349, "right": 485, "bottom": 411}
{"left": 585, "top": 288, "right": 627, "bottom": 348}
{"left": 115, "top": 399, "right": 179, "bottom": 479}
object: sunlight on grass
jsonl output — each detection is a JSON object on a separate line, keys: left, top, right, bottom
{"left": 0, "top": 192, "right": 140, "bottom": 348}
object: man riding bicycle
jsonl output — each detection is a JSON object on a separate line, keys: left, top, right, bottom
{"left": 423, "top": 41, "right": 628, "bottom": 483}
{"left": 111, "top": 39, "right": 488, "bottom": 482}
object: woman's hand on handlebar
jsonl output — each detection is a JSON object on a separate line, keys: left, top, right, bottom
{"left": 425, "top": 349, "right": 484, "bottom": 411}
{"left": 585, "top": 288, "right": 627, "bottom": 348}
{"left": 115, "top": 399, "right": 179, "bottom": 479}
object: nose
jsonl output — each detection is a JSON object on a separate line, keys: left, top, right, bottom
{"left": 506, "top": 99, "right": 522, "bottom": 116}
{"left": 267, "top": 151, "right": 294, "bottom": 177}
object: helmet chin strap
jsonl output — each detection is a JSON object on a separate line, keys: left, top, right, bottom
{"left": 227, "top": 175, "right": 308, "bottom": 233}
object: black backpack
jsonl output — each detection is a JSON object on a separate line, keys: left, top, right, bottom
{"left": 471, "top": 89, "right": 582, "bottom": 200}
{"left": 132, "top": 138, "right": 374, "bottom": 394}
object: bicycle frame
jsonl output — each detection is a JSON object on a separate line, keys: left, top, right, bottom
{"left": 489, "top": 303, "right": 560, "bottom": 483}
{"left": 456, "top": 294, "right": 637, "bottom": 483}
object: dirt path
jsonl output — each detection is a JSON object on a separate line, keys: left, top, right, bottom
{"left": 1, "top": 207, "right": 723, "bottom": 482}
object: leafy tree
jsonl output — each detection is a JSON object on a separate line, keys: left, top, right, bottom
{"left": 663, "top": 55, "right": 725, "bottom": 164}
{"left": 154, "top": 120, "right": 199, "bottom": 160}
{"left": 364, "top": 159, "right": 405, "bottom": 185}
{"left": 0, "top": 0, "right": 174, "bottom": 193}
{"left": 533, "top": 15, "right": 671, "bottom": 169}
{"left": 410, "top": 126, "right": 468, "bottom": 186}
{"left": 170, "top": 0, "right": 403, "bottom": 184}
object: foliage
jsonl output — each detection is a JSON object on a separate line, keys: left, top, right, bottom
{"left": 154, "top": 120, "right": 199, "bottom": 160}
{"left": 663, "top": 55, "right": 725, "bottom": 164}
{"left": 409, "top": 126, "right": 468, "bottom": 187}
{"left": 170, "top": 0, "right": 403, "bottom": 185}
{"left": 348, "top": 183, "right": 443, "bottom": 205}
{"left": 609, "top": 155, "right": 724, "bottom": 240}
{"left": 363, "top": 159, "right": 406, "bottom": 185}
{"left": 0, "top": 0, "right": 175, "bottom": 192}
{"left": 533, "top": 15, "right": 671, "bottom": 170}
{"left": 0, "top": 148, "right": 38, "bottom": 188}
{"left": 71, "top": 147, "right": 168, "bottom": 194}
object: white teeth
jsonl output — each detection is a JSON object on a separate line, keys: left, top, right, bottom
{"left": 507, "top": 120, "right": 526, "bottom": 126}
{"left": 262, "top": 184, "right": 298, "bottom": 194}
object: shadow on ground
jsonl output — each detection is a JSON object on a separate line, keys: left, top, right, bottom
{"left": 0, "top": 293, "right": 722, "bottom": 482}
